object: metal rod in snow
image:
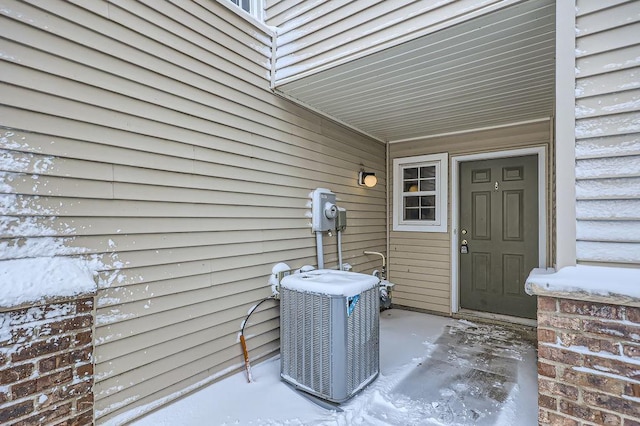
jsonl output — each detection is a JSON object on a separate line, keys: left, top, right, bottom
{"left": 316, "top": 232, "right": 324, "bottom": 269}
{"left": 240, "top": 334, "right": 252, "bottom": 383}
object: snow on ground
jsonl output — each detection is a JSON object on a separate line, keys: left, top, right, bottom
{"left": 129, "top": 310, "right": 538, "bottom": 426}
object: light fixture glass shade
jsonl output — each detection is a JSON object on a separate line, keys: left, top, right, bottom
{"left": 363, "top": 174, "right": 377, "bottom": 187}
{"left": 358, "top": 171, "right": 377, "bottom": 188}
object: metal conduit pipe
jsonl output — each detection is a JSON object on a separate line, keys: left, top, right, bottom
{"left": 316, "top": 232, "right": 324, "bottom": 269}
{"left": 337, "top": 231, "right": 343, "bottom": 271}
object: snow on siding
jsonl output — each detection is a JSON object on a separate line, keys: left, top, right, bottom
{"left": 574, "top": 2, "right": 640, "bottom": 265}
{"left": 1, "top": 1, "right": 386, "bottom": 423}
{"left": 0, "top": 131, "right": 127, "bottom": 307}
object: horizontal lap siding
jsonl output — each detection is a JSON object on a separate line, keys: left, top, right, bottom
{"left": 0, "top": 1, "right": 385, "bottom": 423}
{"left": 574, "top": 0, "right": 640, "bottom": 265}
{"left": 389, "top": 121, "right": 551, "bottom": 314}
{"left": 266, "top": 0, "right": 522, "bottom": 84}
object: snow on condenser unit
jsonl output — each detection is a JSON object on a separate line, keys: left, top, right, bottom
{"left": 280, "top": 269, "right": 380, "bottom": 403}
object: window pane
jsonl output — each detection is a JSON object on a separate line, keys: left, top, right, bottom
{"left": 404, "top": 196, "right": 419, "bottom": 208}
{"left": 404, "top": 181, "right": 419, "bottom": 192}
{"left": 403, "top": 167, "right": 418, "bottom": 180}
{"left": 419, "top": 179, "right": 435, "bottom": 191}
{"left": 420, "top": 195, "right": 435, "bottom": 207}
{"left": 421, "top": 208, "right": 435, "bottom": 220}
{"left": 420, "top": 166, "right": 436, "bottom": 179}
{"left": 404, "top": 208, "right": 419, "bottom": 220}
{"left": 241, "top": 0, "right": 251, "bottom": 11}
{"left": 394, "top": 153, "right": 447, "bottom": 231}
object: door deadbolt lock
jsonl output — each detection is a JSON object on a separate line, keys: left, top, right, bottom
{"left": 460, "top": 239, "right": 469, "bottom": 254}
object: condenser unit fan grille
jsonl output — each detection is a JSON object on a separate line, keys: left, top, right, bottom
{"left": 280, "top": 285, "right": 379, "bottom": 402}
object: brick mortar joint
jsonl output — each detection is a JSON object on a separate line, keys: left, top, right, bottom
{"left": 1, "top": 311, "right": 84, "bottom": 332}
{"left": 2, "top": 315, "right": 94, "bottom": 354}
{"left": 3, "top": 312, "right": 94, "bottom": 332}
{"left": 6, "top": 326, "right": 93, "bottom": 345}
{"left": 3, "top": 321, "right": 93, "bottom": 340}
{"left": 538, "top": 329, "right": 631, "bottom": 350}
{"left": 539, "top": 311, "right": 639, "bottom": 324}
{"left": 542, "top": 404, "right": 640, "bottom": 424}
{"left": 539, "top": 343, "right": 640, "bottom": 371}
{"left": 2, "top": 400, "right": 78, "bottom": 426}
{"left": 0, "top": 294, "right": 96, "bottom": 314}
{"left": 531, "top": 289, "right": 640, "bottom": 308}
{"left": 0, "top": 328, "right": 94, "bottom": 376}
{"left": 546, "top": 298, "right": 640, "bottom": 324}
{"left": 537, "top": 321, "right": 640, "bottom": 342}
{"left": 2, "top": 331, "right": 94, "bottom": 365}
{"left": 557, "top": 399, "right": 626, "bottom": 424}
{"left": 1, "top": 375, "right": 94, "bottom": 407}
{"left": 539, "top": 359, "right": 640, "bottom": 380}
{"left": 541, "top": 376, "right": 640, "bottom": 402}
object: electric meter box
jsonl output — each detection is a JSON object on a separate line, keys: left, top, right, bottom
{"left": 280, "top": 269, "right": 379, "bottom": 403}
{"left": 336, "top": 207, "right": 347, "bottom": 232}
{"left": 311, "top": 188, "right": 337, "bottom": 232}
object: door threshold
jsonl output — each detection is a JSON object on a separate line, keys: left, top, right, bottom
{"left": 454, "top": 309, "right": 537, "bottom": 328}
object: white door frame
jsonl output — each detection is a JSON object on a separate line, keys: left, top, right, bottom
{"left": 450, "top": 146, "right": 547, "bottom": 314}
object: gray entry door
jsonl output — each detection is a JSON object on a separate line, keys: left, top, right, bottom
{"left": 459, "top": 155, "right": 538, "bottom": 319}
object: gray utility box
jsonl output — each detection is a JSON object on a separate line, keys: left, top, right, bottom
{"left": 280, "top": 269, "right": 380, "bottom": 403}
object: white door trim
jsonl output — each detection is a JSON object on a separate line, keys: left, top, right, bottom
{"left": 450, "top": 146, "right": 547, "bottom": 314}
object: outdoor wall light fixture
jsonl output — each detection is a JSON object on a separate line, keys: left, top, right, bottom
{"left": 358, "top": 171, "right": 377, "bottom": 188}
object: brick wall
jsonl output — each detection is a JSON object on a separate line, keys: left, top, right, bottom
{"left": 0, "top": 296, "right": 95, "bottom": 425}
{"left": 537, "top": 296, "right": 640, "bottom": 425}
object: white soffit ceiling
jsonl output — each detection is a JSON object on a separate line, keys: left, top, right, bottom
{"left": 275, "top": 0, "right": 556, "bottom": 143}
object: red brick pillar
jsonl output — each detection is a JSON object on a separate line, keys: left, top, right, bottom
{"left": 0, "top": 296, "right": 95, "bottom": 425}
{"left": 537, "top": 296, "right": 640, "bottom": 425}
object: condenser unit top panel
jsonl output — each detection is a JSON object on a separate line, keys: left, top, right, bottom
{"left": 281, "top": 269, "right": 378, "bottom": 297}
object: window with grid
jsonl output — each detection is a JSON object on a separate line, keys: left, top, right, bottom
{"left": 393, "top": 153, "right": 448, "bottom": 232}
{"left": 229, "top": 0, "right": 250, "bottom": 13}
{"left": 226, "top": 0, "right": 263, "bottom": 20}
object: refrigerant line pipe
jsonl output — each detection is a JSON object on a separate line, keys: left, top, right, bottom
{"left": 363, "top": 251, "right": 386, "bottom": 279}
{"left": 240, "top": 295, "right": 278, "bottom": 383}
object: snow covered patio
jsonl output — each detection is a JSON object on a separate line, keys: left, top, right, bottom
{"left": 127, "top": 309, "right": 538, "bottom": 426}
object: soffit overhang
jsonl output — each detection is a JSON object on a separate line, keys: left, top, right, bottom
{"left": 274, "top": 0, "right": 556, "bottom": 143}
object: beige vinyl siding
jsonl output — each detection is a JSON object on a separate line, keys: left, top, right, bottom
{"left": 266, "top": 0, "right": 525, "bottom": 84}
{"left": 388, "top": 121, "right": 552, "bottom": 314}
{"left": 574, "top": 0, "right": 640, "bottom": 265}
{"left": 0, "top": 1, "right": 385, "bottom": 423}
{"left": 264, "top": 0, "right": 326, "bottom": 28}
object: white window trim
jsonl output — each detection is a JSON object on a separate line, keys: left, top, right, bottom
{"left": 230, "top": 0, "right": 263, "bottom": 20}
{"left": 215, "top": 0, "right": 270, "bottom": 32}
{"left": 393, "top": 153, "right": 448, "bottom": 233}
